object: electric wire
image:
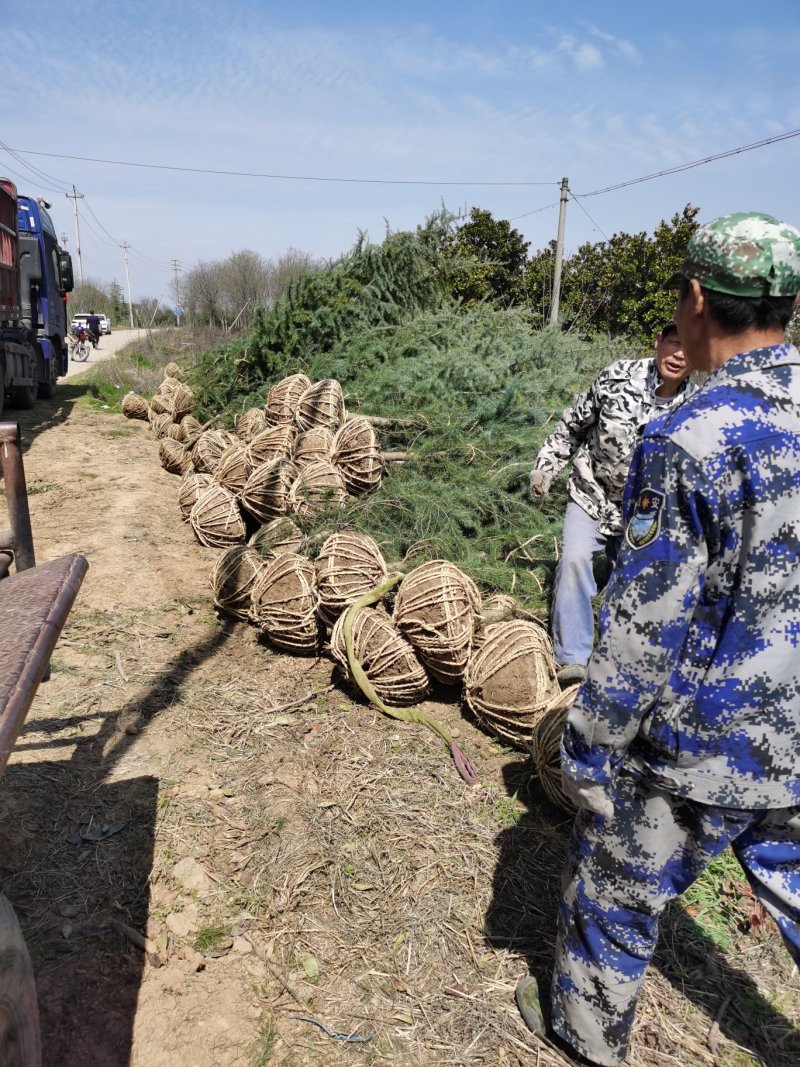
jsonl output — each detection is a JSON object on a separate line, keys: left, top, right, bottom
{"left": 568, "top": 191, "right": 609, "bottom": 242}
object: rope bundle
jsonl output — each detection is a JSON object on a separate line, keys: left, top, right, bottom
{"left": 529, "top": 685, "right": 581, "bottom": 813}
{"left": 251, "top": 554, "right": 320, "bottom": 653}
{"left": 164, "top": 361, "right": 182, "bottom": 379}
{"left": 165, "top": 422, "right": 185, "bottom": 442}
{"left": 249, "top": 517, "right": 305, "bottom": 558}
{"left": 149, "top": 393, "right": 171, "bottom": 417}
{"left": 122, "top": 392, "right": 149, "bottom": 420}
{"left": 315, "top": 532, "right": 388, "bottom": 627}
{"left": 463, "top": 620, "right": 560, "bottom": 747}
{"left": 264, "top": 373, "right": 311, "bottom": 426}
{"left": 296, "top": 379, "right": 346, "bottom": 432}
{"left": 169, "top": 382, "right": 195, "bottom": 421}
{"left": 178, "top": 472, "right": 215, "bottom": 521}
{"left": 189, "top": 484, "right": 246, "bottom": 548}
{"left": 240, "top": 458, "right": 298, "bottom": 522}
{"left": 212, "top": 545, "right": 268, "bottom": 621}
{"left": 287, "top": 460, "right": 347, "bottom": 517}
{"left": 394, "top": 560, "right": 482, "bottom": 685}
{"left": 180, "top": 416, "right": 202, "bottom": 447}
{"left": 332, "top": 417, "right": 384, "bottom": 494}
{"left": 330, "top": 607, "right": 430, "bottom": 706}
{"left": 214, "top": 443, "right": 250, "bottom": 496}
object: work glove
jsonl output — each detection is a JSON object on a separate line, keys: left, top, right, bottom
{"left": 560, "top": 772, "right": 614, "bottom": 821}
{"left": 528, "top": 469, "right": 552, "bottom": 498}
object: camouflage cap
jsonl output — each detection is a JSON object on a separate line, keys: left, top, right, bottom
{"left": 673, "top": 212, "right": 800, "bottom": 298}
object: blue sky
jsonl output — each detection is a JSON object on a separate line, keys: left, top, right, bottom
{"left": 3, "top": 0, "right": 799, "bottom": 301}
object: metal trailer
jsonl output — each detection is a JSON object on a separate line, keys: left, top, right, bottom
{"left": 0, "top": 422, "right": 88, "bottom": 1064}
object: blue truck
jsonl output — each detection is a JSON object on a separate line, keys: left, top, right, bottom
{"left": 0, "top": 178, "right": 74, "bottom": 414}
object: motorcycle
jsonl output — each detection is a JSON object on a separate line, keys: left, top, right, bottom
{"left": 68, "top": 327, "right": 92, "bottom": 362}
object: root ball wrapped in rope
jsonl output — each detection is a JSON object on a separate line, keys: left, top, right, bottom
{"left": 332, "top": 417, "right": 384, "bottom": 494}
{"left": 249, "top": 517, "right": 305, "bottom": 558}
{"left": 264, "top": 373, "right": 311, "bottom": 426}
{"left": 287, "top": 460, "right": 347, "bottom": 517}
{"left": 293, "top": 427, "right": 335, "bottom": 466}
{"left": 330, "top": 606, "right": 430, "bottom": 706}
{"left": 214, "top": 443, "right": 250, "bottom": 496}
{"left": 251, "top": 554, "right": 320, "bottom": 653}
{"left": 150, "top": 412, "right": 174, "bottom": 439}
{"left": 240, "top": 458, "right": 298, "bottom": 522}
{"left": 122, "top": 392, "right": 149, "bottom": 420}
{"left": 315, "top": 531, "right": 388, "bottom": 627}
{"left": 190, "top": 484, "right": 246, "bottom": 548}
{"left": 212, "top": 544, "right": 268, "bottom": 621}
{"left": 164, "top": 362, "right": 182, "bottom": 379}
{"left": 296, "top": 379, "right": 345, "bottom": 432}
{"left": 236, "top": 407, "right": 267, "bottom": 441}
{"left": 393, "top": 560, "right": 481, "bottom": 685}
{"left": 179, "top": 415, "right": 202, "bottom": 447}
{"left": 191, "top": 429, "right": 236, "bottom": 474}
{"left": 529, "top": 685, "right": 581, "bottom": 813}
{"left": 463, "top": 620, "right": 559, "bottom": 748}
{"left": 169, "top": 382, "right": 195, "bottom": 421}
{"left": 178, "top": 472, "right": 215, "bottom": 521}
{"left": 245, "top": 424, "right": 296, "bottom": 469}
{"left": 158, "top": 437, "right": 192, "bottom": 475}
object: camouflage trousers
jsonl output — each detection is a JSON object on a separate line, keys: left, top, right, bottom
{"left": 551, "top": 770, "right": 800, "bottom": 1065}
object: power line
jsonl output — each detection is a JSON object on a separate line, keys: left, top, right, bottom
{"left": 574, "top": 127, "right": 800, "bottom": 198}
{"left": 568, "top": 190, "right": 609, "bottom": 241}
{"left": 5, "top": 146, "right": 558, "bottom": 187}
{"left": 509, "top": 200, "right": 560, "bottom": 221}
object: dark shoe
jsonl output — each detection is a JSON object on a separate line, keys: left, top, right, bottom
{"left": 557, "top": 663, "right": 586, "bottom": 687}
{"left": 515, "top": 976, "right": 546, "bottom": 1037}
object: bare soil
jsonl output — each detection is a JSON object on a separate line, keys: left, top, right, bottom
{"left": 2, "top": 374, "right": 799, "bottom": 1067}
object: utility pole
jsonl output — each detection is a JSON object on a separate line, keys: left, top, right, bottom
{"left": 121, "top": 242, "right": 135, "bottom": 328}
{"left": 171, "top": 259, "right": 182, "bottom": 325}
{"left": 65, "top": 185, "right": 85, "bottom": 286}
{"left": 61, "top": 231, "right": 68, "bottom": 248}
{"left": 548, "top": 176, "right": 569, "bottom": 327}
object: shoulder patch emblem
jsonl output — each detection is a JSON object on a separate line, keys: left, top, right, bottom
{"left": 625, "top": 489, "right": 664, "bottom": 550}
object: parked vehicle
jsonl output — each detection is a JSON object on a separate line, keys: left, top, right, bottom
{"left": 98, "top": 314, "right": 111, "bottom": 335}
{"left": 0, "top": 179, "right": 74, "bottom": 413}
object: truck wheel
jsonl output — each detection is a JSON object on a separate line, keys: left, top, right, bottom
{"left": 38, "top": 355, "right": 58, "bottom": 400}
{"left": 0, "top": 895, "right": 41, "bottom": 1067}
{"left": 11, "top": 385, "right": 37, "bottom": 410}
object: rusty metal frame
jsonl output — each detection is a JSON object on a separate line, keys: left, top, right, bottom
{"left": 0, "top": 421, "right": 35, "bottom": 573}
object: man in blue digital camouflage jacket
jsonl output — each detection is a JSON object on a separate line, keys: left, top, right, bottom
{"left": 516, "top": 212, "right": 800, "bottom": 1065}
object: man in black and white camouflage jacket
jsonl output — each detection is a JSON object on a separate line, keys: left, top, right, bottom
{"left": 529, "top": 324, "right": 692, "bottom": 684}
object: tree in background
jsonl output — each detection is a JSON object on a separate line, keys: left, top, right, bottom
{"left": 447, "top": 208, "right": 530, "bottom": 308}
{"left": 527, "top": 204, "right": 700, "bottom": 340}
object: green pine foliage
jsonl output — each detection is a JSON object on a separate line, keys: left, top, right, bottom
{"left": 188, "top": 213, "right": 644, "bottom": 614}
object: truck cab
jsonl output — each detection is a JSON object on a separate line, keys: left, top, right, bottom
{"left": 16, "top": 195, "right": 74, "bottom": 396}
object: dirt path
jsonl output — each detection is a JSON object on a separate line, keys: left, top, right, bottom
{"left": 64, "top": 328, "right": 153, "bottom": 379}
{"left": 2, "top": 379, "right": 798, "bottom": 1067}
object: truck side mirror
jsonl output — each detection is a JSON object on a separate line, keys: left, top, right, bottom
{"left": 59, "top": 252, "right": 74, "bottom": 293}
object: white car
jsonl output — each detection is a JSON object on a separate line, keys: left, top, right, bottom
{"left": 98, "top": 314, "right": 111, "bottom": 335}
{"left": 71, "top": 313, "right": 111, "bottom": 336}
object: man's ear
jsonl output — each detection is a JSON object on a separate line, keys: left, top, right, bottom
{"left": 689, "top": 278, "right": 705, "bottom": 317}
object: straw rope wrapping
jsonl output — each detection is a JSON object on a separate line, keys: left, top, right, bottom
{"left": 332, "top": 417, "right": 384, "bottom": 495}
{"left": 148, "top": 393, "right": 171, "bottom": 417}
{"left": 463, "top": 620, "right": 560, "bottom": 748}
{"left": 251, "top": 553, "right": 320, "bottom": 654}
{"left": 168, "top": 382, "right": 195, "bottom": 421}
{"left": 393, "top": 560, "right": 482, "bottom": 685}
{"left": 158, "top": 437, "right": 192, "bottom": 476}
{"left": 189, "top": 484, "right": 247, "bottom": 549}
{"left": 211, "top": 545, "right": 269, "bottom": 622}
{"left": 240, "top": 458, "right": 298, "bottom": 523}
{"left": 296, "top": 379, "right": 346, "bottom": 433}
{"left": 248, "top": 517, "right": 306, "bottom": 558}
{"left": 293, "top": 427, "right": 335, "bottom": 466}
{"left": 214, "top": 443, "right": 250, "bottom": 496}
{"left": 122, "top": 392, "right": 149, "bottom": 420}
{"left": 529, "top": 684, "right": 581, "bottom": 813}
{"left": 288, "top": 461, "right": 348, "bottom": 517}
{"left": 236, "top": 407, "right": 267, "bottom": 441}
{"left": 264, "top": 373, "right": 311, "bottom": 426}
{"left": 191, "top": 429, "right": 236, "bottom": 474}
{"left": 165, "top": 422, "right": 185, "bottom": 442}
{"left": 245, "top": 424, "right": 296, "bottom": 469}
{"left": 150, "top": 412, "right": 174, "bottom": 440}
{"left": 330, "top": 605, "right": 429, "bottom": 707}
{"left": 179, "top": 415, "right": 203, "bottom": 448}
{"left": 333, "top": 577, "right": 480, "bottom": 784}
{"left": 177, "top": 472, "right": 215, "bottom": 522}
{"left": 164, "top": 361, "right": 182, "bottom": 379}
{"left": 155, "top": 375, "right": 180, "bottom": 400}
{"left": 315, "top": 531, "right": 388, "bottom": 628}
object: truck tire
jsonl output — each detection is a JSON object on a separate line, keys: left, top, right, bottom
{"left": 11, "top": 385, "right": 37, "bottom": 410}
{"left": 38, "top": 353, "right": 58, "bottom": 400}
{"left": 0, "top": 894, "right": 41, "bottom": 1066}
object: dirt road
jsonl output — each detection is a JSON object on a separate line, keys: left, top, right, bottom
{"left": 3, "top": 374, "right": 797, "bottom": 1067}
{"left": 65, "top": 328, "right": 152, "bottom": 380}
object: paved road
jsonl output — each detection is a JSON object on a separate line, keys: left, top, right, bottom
{"left": 65, "top": 327, "right": 152, "bottom": 380}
